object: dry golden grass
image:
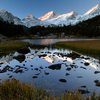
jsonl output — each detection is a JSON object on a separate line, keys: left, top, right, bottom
{"left": 0, "top": 40, "right": 30, "bottom": 56}
{"left": 0, "top": 79, "right": 100, "bottom": 100}
{"left": 0, "top": 79, "right": 48, "bottom": 100}
{"left": 55, "top": 40, "right": 100, "bottom": 58}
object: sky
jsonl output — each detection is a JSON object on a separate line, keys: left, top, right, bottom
{"left": 0, "top": 0, "right": 99, "bottom": 19}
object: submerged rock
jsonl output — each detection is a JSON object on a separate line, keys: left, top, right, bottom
{"left": 17, "top": 47, "right": 30, "bottom": 54}
{"left": 14, "top": 66, "right": 28, "bottom": 73}
{"left": 0, "top": 65, "right": 13, "bottom": 73}
{"left": 38, "top": 54, "right": 47, "bottom": 58}
{"left": 66, "top": 67, "right": 71, "bottom": 71}
{"left": 65, "top": 73, "right": 70, "bottom": 76}
{"left": 44, "top": 71, "right": 49, "bottom": 75}
{"left": 32, "top": 76, "right": 38, "bottom": 79}
{"left": 80, "top": 86, "right": 86, "bottom": 88}
{"left": 9, "top": 75, "right": 13, "bottom": 78}
{"left": 34, "top": 68, "right": 39, "bottom": 71}
{"left": 84, "top": 62, "right": 90, "bottom": 66}
{"left": 80, "top": 66, "right": 87, "bottom": 70}
{"left": 78, "top": 89, "right": 90, "bottom": 94}
{"left": 14, "top": 55, "right": 25, "bottom": 63}
{"left": 94, "top": 80, "right": 100, "bottom": 87}
{"left": 94, "top": 71, "right": 100, "bottom": 74}
{"left": 66, "top": 52, "right": 80, "bottom": 60}
{"left": 35, "top": 73, "right": 40, "bottom": 76}
{"left": 59, "top": 79, "right": 67, "bottom": 83}
{"left": 14, "top": 68, "right": 23, "bottom": 73}
{"left": 48, "top": 64, "right": 61, "bottom": 70}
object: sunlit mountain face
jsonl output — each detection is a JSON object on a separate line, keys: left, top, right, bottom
{"left": 39, "top": 11, "right": 58, "bottom": 21}
{"left": 84, "top": 4, "right": 100, "bottom": 15}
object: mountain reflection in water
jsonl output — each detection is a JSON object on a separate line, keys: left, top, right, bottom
{"left": 0, "top": 47, "right": 100, "bottom": 95}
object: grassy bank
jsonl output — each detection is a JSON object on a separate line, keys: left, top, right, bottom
{"left": 0, "top": 39, "right": 100, "bottom": 59}
{"left": 0, "top": 40, "right": 30, "bottom": 56}
{"left": 0, "top": 79, "right": 48, "bottom": 100}
{"left": 55, "top": 40, "right": 100, "bottom": 59}
{"left": 0, "top": 79, "right": 99, "bottom": 100}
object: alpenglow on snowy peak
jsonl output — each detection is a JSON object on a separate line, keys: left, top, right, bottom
{"left": 77, "top": 4, "right": 100, "bottom": 22}
{"left": 84, "top": 4, "right": 100, "bottom": 16}
{"left": 0, "top": 4, "right": 100, "bottom": 27}
{"left": 45, "top": 11, "right": 78, "bottom": 25}
{"left": 39, "top": 11, "right": 58, "bottom": 21}
{"left": 0, "top": 9, "right": 23, "bottom": 25}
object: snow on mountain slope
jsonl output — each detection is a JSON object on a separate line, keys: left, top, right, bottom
{"left": 45, "top": 4, "right": 100, "bottom": 26}
{"left": 22, "top": 14, "right": 41, "bottom": 27}
{"left": 39, "top": 11, "right": 58, "bottom": 21}
{"left": 79, "top": 4, "right": 100, "bottom": 21}
{"left": 0, "top": 9, "right": 23, "bottom": 25}
{"left": 0, "top": 4, "right": 100, "bottom": 27}
{"left": 84, "top": 4, "right": 100, "bottom": 16}
{"left": 45, "top": 11, "right": 78, "bottom": 25}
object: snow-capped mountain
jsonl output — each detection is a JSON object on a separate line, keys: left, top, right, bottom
{"left": 0, "top": 9, "right": 23, "bottom": 25}
{"left": 84, "top": 4, "right": 100, "bottom": 16}
{"left": 44, "top": 4, "right": 100, "bottom": 26}
{"left": 78, "top": 4, "right": 100, "bottom": 22}
{"left": 0, "top": 4, "right": 100, "bottom": 27}
{"left": 45, "top": 11, "right": 78, "bottom": 25}
{"left": 39, "top": 11, "right": 58, "bottom": 21}
{"left": 22, "top": 14, "right": 41, "bottom": 27}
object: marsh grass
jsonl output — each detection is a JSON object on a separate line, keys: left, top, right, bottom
{"left": 0, "top": 79, "right": 100, "bottom": 100}
{"left": 0, "top": 79, "right": 48, "bottom": 100}
{"left": 0, "top": 40, "right": 30, "bottom": 56}
{"left": 55, "top": 40, "right": 100, "bottom": 58}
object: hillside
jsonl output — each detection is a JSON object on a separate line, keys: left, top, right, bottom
{"left": 29, "top": 15, "right": 100, "bottom": 38}
{"left": 0, "top": 14, "right": 100, "bottom": 38}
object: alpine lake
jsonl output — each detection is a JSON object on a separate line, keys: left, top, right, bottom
{"left": 0, "top": 39, "right": 100, "bottom": 96}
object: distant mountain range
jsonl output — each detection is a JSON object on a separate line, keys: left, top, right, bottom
{"left": 0, "top": 4, "right": 100, "bottom": 27}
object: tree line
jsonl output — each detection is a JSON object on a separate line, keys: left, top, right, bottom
{"left": 0, "top": 15, "right": 100, "bottom": 38}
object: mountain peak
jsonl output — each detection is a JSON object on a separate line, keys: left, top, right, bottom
{"left": 0, "top": 9, "right": 7, "bottom": 12}
{"left": 65, "top": 11, "right": 77, "bottom": 17}
{"left": 46, "top": 11, "right": 55, "bottom": 15}
{"left": 95, "top": 4, "right": 100, "bottom": 8}
{"left": 23, "top": 14, "right": 38, "bottom": 21}
{"left": 84, "top": 4, "right": 100, "bottom": 15}
{"left": 25, "top": 14, "right": 33, "bottom": 19}
{"left": 39, "top": 11, "right": 58, "bottom": 21}
{"left": 0, "top": 8, "right": 22, "bottom": 25}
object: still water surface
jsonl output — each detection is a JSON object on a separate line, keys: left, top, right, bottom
{"left": 0, "top": 47, "right": 100, "bottom": 95}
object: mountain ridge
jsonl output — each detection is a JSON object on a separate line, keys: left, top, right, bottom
{"left": 0, "top": 4, "right": 100, "bottom": 27}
